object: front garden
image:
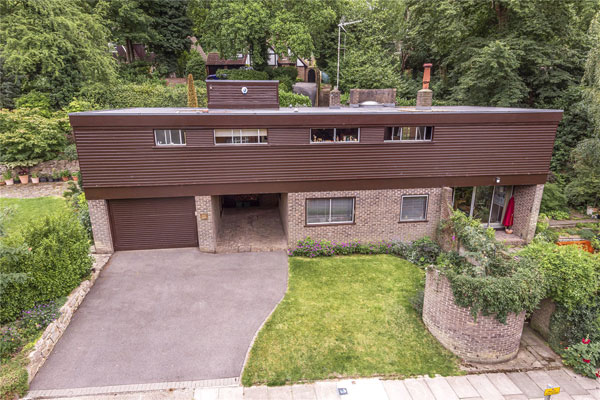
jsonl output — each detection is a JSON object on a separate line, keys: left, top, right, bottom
{"left": 0, "top": 195, "right": 93, "bottom": 398}
{"left": 244, "top": 210, "right": 600, "bottom": 385}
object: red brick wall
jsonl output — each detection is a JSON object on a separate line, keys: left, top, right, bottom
{"left": 512, "top": 184, "right": 544, "bottom": 242}
{"left": 530, "top": 298, "right": 556, "bottom": 340}
{"left": 423, "top": 269, "right": 526, "bottom": 363}
{"left": 286, "top": 188, "right": 444, "bottom": 246}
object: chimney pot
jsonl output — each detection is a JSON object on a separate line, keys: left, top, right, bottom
{"left": 422, "top": 63, "right": 432, "bottom": 89}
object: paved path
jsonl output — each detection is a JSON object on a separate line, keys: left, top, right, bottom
{"left": 29, "top": 249, "right": 288, "bottom": 392}
{"left": 0, "top": 181, "right": 69, "bottom": 198}
{"left": 28, "top": 369, "right": 600, "bottom": 399}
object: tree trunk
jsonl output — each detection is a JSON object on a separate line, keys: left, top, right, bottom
{"left": 126, "top": 39, "right": 134, "bottom": 63}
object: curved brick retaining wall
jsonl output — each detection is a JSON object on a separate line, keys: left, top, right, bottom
{"left": 423, "top": 268, "right": 526, "bottom": 363}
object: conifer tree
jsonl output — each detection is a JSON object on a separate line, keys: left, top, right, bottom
{"left": 187, "top": 74, "right": 198, "bottom": 107}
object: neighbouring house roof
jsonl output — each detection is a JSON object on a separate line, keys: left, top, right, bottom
{"left": 189, "top": 36, "right": 207, "bottom": 62}
{"left": 206, "top": 52, "right": 248, "bottom": 66}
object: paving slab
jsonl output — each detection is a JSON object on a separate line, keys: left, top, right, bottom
{"left": 291, "top": 384, "right": 317, "bottom": 400}
{"left": 30, "top": 250, "right": 289, "bottom": 390}
{"left": 527, "top": 370, "right": 574, "bottom": 400}
{"left": 571, "top": 395, "right": 596, "bottom": 400}
{"left": 466, "top": 375, "right": 504, "bottom": 400}
{"left": 589, "top": 389, "right": 600, "bottom": 400}
{"left": 194, "top": 388, "right": 218, "bottom": 400}
{"left": 445, "top": 376, "right": 480, "bottom": 399}
{"left": 243, "top": 386, "right": 268, "bottom": 400}
{"left": 546, "top": 369, "right": 590, "bottom": 395}
{"left": 382, "top": 380, "right": 412, "bottom": 400}
{"left": 424, "top": 377, "right": 459, "bottom": 400}
{"left": 503, "top": 395, "right": 528, "bottom": 400}
{"left": 314, "top": 382, "right": 339, "bottom": 400}
{"left": 485, "top": 373, "right": 522, "bottom": 395}
{"left": 403, "top": 378, "right": 436, "bottom": 400}
{"left": 507, "top": 372, "right": 546, "bottom": 398}
{"left": 216, "top": 387, "right": 242, "bottom": 400}
{"left": 267, "top": 386, "right": 293, "bottom": 400}
{"left": 564, "top": 369, "right": 600, "bottom": 391}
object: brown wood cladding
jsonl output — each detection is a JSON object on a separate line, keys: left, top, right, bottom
{"left": 108, "top": 197, "right": 198, "bottom": 250}
{"left": 73, "top": 112, "right": 559, "bottom": 200}
{"left": 206, "top": 81, "right": 279, "bottom": 109}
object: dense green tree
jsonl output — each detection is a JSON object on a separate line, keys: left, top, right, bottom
{"left": 565, "top": 137, "right": 600, "bottom": 208}
{"left": 192, "top": 0, "right": 336, "bottom": 70}
{"left": 583, "top": 12, "right": 600, "bottom": 134}
{"left": 0, "top": 0, "right": 116, "bottom": 108}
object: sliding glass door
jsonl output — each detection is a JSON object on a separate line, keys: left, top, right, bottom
{"left": 453, "top": 186, "right": 513, "bottom": 228}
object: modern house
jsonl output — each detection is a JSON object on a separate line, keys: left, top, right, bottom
{"left": 70, "top": 74, "right": 562, "bottom": 254}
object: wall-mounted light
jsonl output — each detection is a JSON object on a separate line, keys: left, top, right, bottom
{"left": 241, "top": 87, "right": 248, "bottom": 94}
{"left": 495, "top": 177, "right": 501, "bottom": 184}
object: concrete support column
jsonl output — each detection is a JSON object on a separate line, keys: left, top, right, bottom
{"left": 88, "top": 200, "right": 114, "bottom": 254}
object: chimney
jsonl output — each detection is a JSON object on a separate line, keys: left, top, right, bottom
{"left": 416, "top": 63, "right": 433, "bottom": 110}
{"left": 329, "top": 88, "right": 341, "bottom": 109}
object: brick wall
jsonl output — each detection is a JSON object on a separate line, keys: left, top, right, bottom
{"left": 87, "top": 200, "right": 113, "bottom": 254}
{"left": 423, "top": 269, "right": 526, "bottom": 363}
{"left": 530, "top": 298, "right": 556, "bottom": 341}
{"left": 287, "top": 188, "right": 444, "bottom": 246}
{"left": 195, "top": 196, "right": 218, "bottom": 252}
{"left": 512, "top": 184, "right": 544, "bottom": 242}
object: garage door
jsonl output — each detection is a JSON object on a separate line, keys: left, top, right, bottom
{"left": 109, "top": 197, "right": 198, "bottom": 251}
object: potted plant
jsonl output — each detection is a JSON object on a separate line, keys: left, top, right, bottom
{"left": 17, "top": 167, "right": 29, "bottom": 184}
{"left": 51, "top": 169, "right": 60, "bottom": 182}
{"left": 3, "top": 170, "right": 14, "bottom": 185}
{"left": 39, "top": 173, "right": 48, "bottom": 183}
{"left": 31, "top": 171, "right": 40, "bottom": 184}
{"left": 61, "top": 169, "right": 71, "bottom": 182}
{"left": 72, "top": 171, "right": 80, "bottom": 182}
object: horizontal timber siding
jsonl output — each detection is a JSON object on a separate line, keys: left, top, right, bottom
{"left": 74, "top": 119, "right": 558, "bottom": 199}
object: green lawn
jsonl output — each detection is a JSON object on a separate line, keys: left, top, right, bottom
{"left": 0, "top": 197, "right": 68, "bottom": 234}
{"left": 242, "top": 255, "right": 461, "bottom": 386}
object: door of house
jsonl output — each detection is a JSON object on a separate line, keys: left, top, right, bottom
{"left": 452, "top": 186, "right": 513, "bottom": 228}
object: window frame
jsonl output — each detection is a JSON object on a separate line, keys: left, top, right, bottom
{"left": 399, "top": 194, "right": 429, "bottom": 222}
{"left": 305, "top": 197, "right": 356, "bottom": 226}
{"left": 214, "top": 129, "right": 269, "bottom": 145}
{"left": 384, "top": 126, "right": 434, "bottom": 142}
{"left": 154, "top": 129, "right": 186, "bottom": 146}
{"left": 309, "top": 128, "right": 361, "bottom": 144}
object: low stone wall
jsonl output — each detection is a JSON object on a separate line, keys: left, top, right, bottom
{"left": 423, "top": 268, "right": 526, "bottom": 363}
{"left": 0, "top": 160, "right": 79, "bottom": 176}
{"left": 26, "top": 254, "right": 111, "bottom": 382}
{"left": 529, "top": 298, "right": 556, "bottom": 341}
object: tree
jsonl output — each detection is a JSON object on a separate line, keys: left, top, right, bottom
{"left": 0, "top": 0, "right": 116, "bottom": 108}
{"left": 583, "top": 12, "right": 600, "bottom": 135}
{"left": 187, "top": 74, "right": 198, "bottom": 107}
{"left": 185, "top": 51, "right": 207, "bottom": 81}
{"left": 565, "top": 137, "right": 600, "bottom": 207}
{"left": 193, "top": 0, "right": 336, "bottom": 71}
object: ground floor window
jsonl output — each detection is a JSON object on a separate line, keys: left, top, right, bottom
{"left": 214, "top": 129, "right": 268, "bottom": 144}
{"left": 453, "top": 185, "right": 513, "bottom": 227}
{"left": 400, "top": 195, "right": 428, "bottom": 221}
{"left": 306, "top": 197, "right": 355, "bottom": 224}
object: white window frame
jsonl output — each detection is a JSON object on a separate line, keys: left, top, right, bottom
{"left": 154, "top": 129, "right": 186, "bottom": 146}
{"left": 310, "top": 128, "right": 360, "bottom": 144}
{"left": 400, "top": 194, "right": 429, "bottom": 222}
{"left": 214, "top": 129, "right": 268, "bottom": 145}
{"left": 384, "top": 126, "right": 433, "bottom": 142}
{"left": 306, "top": 197, "right": 355, "bottom": 225}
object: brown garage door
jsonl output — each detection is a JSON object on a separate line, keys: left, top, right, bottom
{"left": 109, "top": 197, "right": 198, "bottom": 251}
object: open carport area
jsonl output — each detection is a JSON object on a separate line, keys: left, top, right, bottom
{"left": 29, "top": 249, "right": 288, "bottom": 391}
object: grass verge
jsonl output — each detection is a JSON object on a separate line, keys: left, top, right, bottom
{"left": 0, "top": 197, "right": 67, "bottom": 234}
{"left": 242, "top": 255, "right": 461, "bottom": 385}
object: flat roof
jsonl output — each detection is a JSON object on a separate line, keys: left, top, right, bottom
{"left": 71, "top": 105, "right": 563, "bottom": 117}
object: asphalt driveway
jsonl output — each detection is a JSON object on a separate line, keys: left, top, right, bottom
{"left": 30, "top": 249, "right": 288, "bottom": 390}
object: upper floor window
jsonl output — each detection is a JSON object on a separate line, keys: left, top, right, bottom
{"left": 155, "top": 129, "right": 186, "bottom": 146}
{"left": 310, "top": 128, "right": 359, "bottom": 143}
{"left": 215, "top": 129, "right": 268, "bottom": 144}
{"left": 306, "top": 197, "right": 355, "bottom": 225}
{"left": 384, "top": 126, "right": 433, "bottom": 142}
{"left": 400, "top": 195, "right": 428, "bottom": 221}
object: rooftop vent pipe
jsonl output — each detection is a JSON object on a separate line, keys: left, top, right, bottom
{"left": 416, "top": 63, "right": 433, "bottom": 110}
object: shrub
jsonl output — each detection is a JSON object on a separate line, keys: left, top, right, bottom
{"left": 18, "top": 301, "right": 60, "bottom": 337}
{"left": 61, "top": 143, "right": 78, "bottom": 161}
{"left": 78, "top": 80, "right": 207, "bottom": 109}
{"left": 562, "top": 338, "right": 600, "bottom": 378}
{"left": 548, "top": 301, "right": 600, "bottom": 352}
{"left": 266, "top": 66, "right": 299, "bottom": 82}
{"left": 0, "top": 108, "right": 68, "bottom": 167}
{"left": 0, "top": 325, "right": 22, "bottom": 360}
{"left": 14, "top": 91, "right": 52, "bottom": 116}
{"left": 540, "top": 182, "right": 569, "bottom": 214}
{"left": 404, "top": 237, "right": 441, "bottom": 266}
{"left": 64, "top": 182, "right": 92, "bottom": 240}
{"left": 216, "top": 68, "right": 269, "bottom": 80}
{"left": 279, "top": 90, "right": 311, "bottom": 107}
{"left": 185, "top": 52, "right": 207, "bottom": 81}
{"left": 519, "top": 240, "right": 600, "bottom": 311}
{"left": 0, "top": 212, "right": 93, "bottom": 323}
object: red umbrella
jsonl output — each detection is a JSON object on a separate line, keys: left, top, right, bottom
{"left": 503, "top": 196, "right": 515, "bottom": 227}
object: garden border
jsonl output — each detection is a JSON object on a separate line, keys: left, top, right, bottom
{"left": 25, "top": 253, "right": 111, "bottom": 383}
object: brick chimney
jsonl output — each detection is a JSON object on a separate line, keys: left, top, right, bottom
{"left": 416, "top": 63, "right": 433, "bottom": 110}
{"left": 329, "top": 88, "right": 341, "bottom": 109}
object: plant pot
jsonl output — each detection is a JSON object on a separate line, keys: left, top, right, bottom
{"left": 5, "top": 179, "right": 14, "bottom": 185}
{"left": 72, "top": 176, "right": 79, "bottom": 182}
{"left": 40, "top": 177, "right": 47, "bottom": 183}
{"left": 31, "top": 177, "right": 40, "bottom": 184}
{"left": 19, "top": 175, "right": 29, "bottom": 184}
{"left": 61, "top": 176, "right": 69, "bottom": 182}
